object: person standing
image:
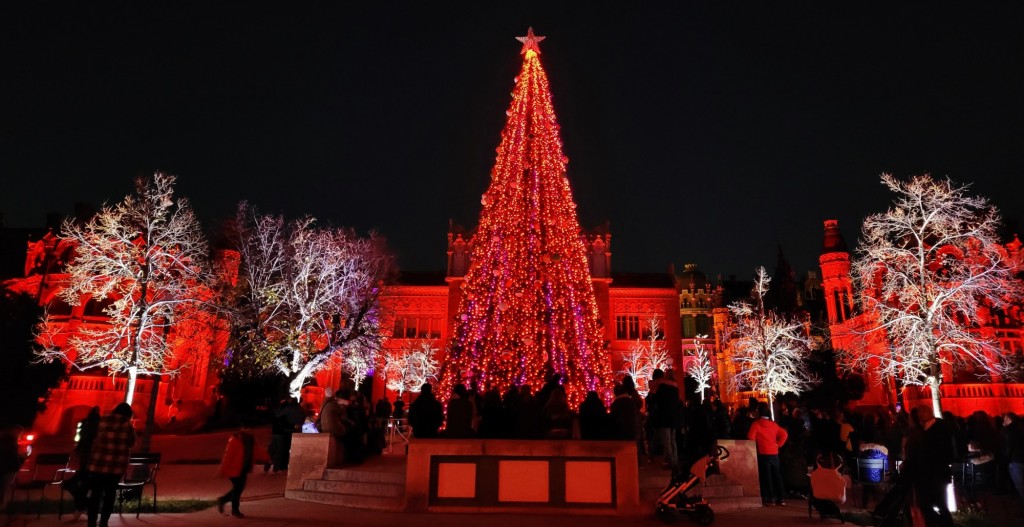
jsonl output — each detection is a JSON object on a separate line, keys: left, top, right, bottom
{"left": 578, "top": 390, "right": 610, "bottom": 440}
{"left": 1002, "top": 412, "right": 1024, "bottom": 518}
{"left": 748, "top": 402, "right": 788, "bottom": 506}
{"left": 267, "top": 397, "right": 305, "bottom": 472}
{"left": 650, "top": 369, "right": 682, "bottom": 470}
{"left": 903, "top": 405, "right": 955, "bottom": 527}
{"left": 318, "top": 388, "right": 348, "bottom": 463}
{"left": 408, "top": 383, "right": 444, "bottom": 438}
{"left": 216, "top": 423, "right": 268, "bottom": 518}
{"left": 86, "top": 403, "right": 135, "bottom": 527}
{"left": 338, "top": 389, "right": 365, "bottom": 465}
{"left": 66, "top": 406, "right": 100, "bottom": 520}
{"left": 443, "top": 384, "right": 475, "bottom": 438}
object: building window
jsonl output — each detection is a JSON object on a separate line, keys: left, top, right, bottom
{"left": 695, "top": 315, "right": 711, "bottom": 337}
{"left": 615, "top": 315, "right": 640, "bottom": 340}
{"left": 682, "top": 316, "right": 696, "bottom": 339}
{"left": 47, "top": 298, "right": 73, "bottom": 318}
{"left": 393, "top": 315, "right": 443, "bottom": 339}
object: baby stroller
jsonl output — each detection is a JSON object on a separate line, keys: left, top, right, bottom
{"left": 808, "top": 453, "right": 847, "bottom": 523}
{"left": 655, "top": 445, "right": 730, "bottom": 525}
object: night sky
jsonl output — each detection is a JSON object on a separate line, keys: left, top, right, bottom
{"left": 4, "top": 3, "right": 1023, "bottom": 279}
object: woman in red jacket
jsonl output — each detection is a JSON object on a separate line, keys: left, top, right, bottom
{"left": 747, "top": 402, "right": 789, "bottom": 507}
{"left": 217, "top": 424, "right": 269, "bottom": 518}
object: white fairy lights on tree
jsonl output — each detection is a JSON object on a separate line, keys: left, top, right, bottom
{"left": 384, "top": 340, "right": 439, "bottom": 399}
{"left": 227, "top": 205, "right": 393, "bottom": 400}
{"left": 38, "top": 172, "right": 212, "bottom": 405}
{"left": 341, "top": 346, "right": 376, "bottom": 391}
{"left": 616, "top": 316, "right": 670, "bottom": 397}
{"left": 688, "top": 336, "right": 714, "bottom": 404}
{"left": 851, "top": 173, "right": 1021, "bottom": 415}
{"left": 729, "top": 267, "right": 816, "bottom": 420}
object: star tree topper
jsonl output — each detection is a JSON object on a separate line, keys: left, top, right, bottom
{"left": 516, "top": 27, "right": 545, "bottom": 54}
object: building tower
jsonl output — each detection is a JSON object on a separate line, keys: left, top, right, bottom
{"left": 819, "top": 220, "right": 854, "bottom": 325}
{"left": 440, "top": 29, "right": 611, "bottom": 406}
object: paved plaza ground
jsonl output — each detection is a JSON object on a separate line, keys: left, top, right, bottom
{"left": 7, "top": 428, "right": 1020, "bottom": 527}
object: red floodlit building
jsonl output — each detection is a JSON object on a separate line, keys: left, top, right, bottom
{"left": 6, "top": 224, "right": 683, "bottom": 435}
{"left": 819, "top": 219, "right": 1024, "bottom": 416}
{"left": 338, "top": 224, "right": 683, "bottom": 407}
{"left": 4, "top": 231, "right": 228, "bottom": 436}
{"left": 13, "top": 215, "right": 1021, "bottom": 437}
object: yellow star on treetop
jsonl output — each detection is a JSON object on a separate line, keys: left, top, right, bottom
{"left": 516, "top": 27, "right": 545, "bottom": 55}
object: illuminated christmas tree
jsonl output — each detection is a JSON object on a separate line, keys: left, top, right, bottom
{"left": 441, "top": 29, "right": 611, "bottom": 406}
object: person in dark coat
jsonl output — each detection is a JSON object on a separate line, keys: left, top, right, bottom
{"left": 650, "top": 370, "right": 682, "bottom": 469}
{"left": 339, "top": 389, "right": 367, "bottom": 464}
{"left": 1002, "top": 412, "right": 1024, "bottom": 516}
{"left": 578, "top": 391, "right": 610, "bottom": 440}
{"left": 408, "top": 383, "right": 444, "bottom": 438}
{"left": 66, "top": 406, "right": 100, "bottom": 520}
{"left": 87, "top": 403, "right": 135, "bottom": 527}
{"left": 902, "top": 405, "right": 955, "bottom": 527}
{"left": 476, "top": 388, "right": 507, "bottom": 439}
{"left": 268, "top": 398, "right": 304, "bottom": 472}
{"left": 542, "top": 385, "right": 574, "bottom": 439}
{"left": 610, "top": 384, "right": 641, "bottom": 442}
{"left": 514, "top": 385, "right": 544, "bottom": 439}
{"left": 443, "top": 384, "right": 475, "bottom": 438}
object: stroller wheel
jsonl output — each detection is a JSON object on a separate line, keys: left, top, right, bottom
{"left": 656, "top": 504, "right": 676, "bottom": 524}
{"left": 693, "top": 505, "right": 714, "bottom": 525}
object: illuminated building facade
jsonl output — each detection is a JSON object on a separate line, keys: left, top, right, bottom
{"left": 819, "top": 219, "right": 1024, "bottom": 415}
{"left": 4, "top": 231, "right": 225, "bottom": 435}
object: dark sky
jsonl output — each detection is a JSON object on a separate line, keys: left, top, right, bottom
{"left": 4, "top": 3, "right": 1024, "bottom": 279}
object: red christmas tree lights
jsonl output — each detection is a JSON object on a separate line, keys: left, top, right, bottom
{"left": 441, "top": 29, "right": 611, "bottom": 406}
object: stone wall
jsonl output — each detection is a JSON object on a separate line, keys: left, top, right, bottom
{"left": 405, "top": 439, "right": 640, "bottom": 515}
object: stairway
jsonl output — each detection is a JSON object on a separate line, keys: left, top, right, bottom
{"left": 639, "top": 465, "right": 764, "bottom": 512}
{"left": 286, "top": 455, "right": 406, "bottom": 511}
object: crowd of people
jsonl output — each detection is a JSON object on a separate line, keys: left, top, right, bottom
{"left": 357, "top": 372, "right": 1024, "bottom": 523}
{"left": 4, "top": 371, "right": 1023, "bottom": 525}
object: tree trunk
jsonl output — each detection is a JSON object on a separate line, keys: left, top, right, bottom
{"left": 125, "top": 365, "right": 138, "bottom": 404}
{"left": 929, "top": 363, "right": 943, "bottom": 417}
{"left": 137, "top": 373, "right": 162, "bottom": 452}
{"left": 767, "top": 392, "right": 775, "bottom": 421}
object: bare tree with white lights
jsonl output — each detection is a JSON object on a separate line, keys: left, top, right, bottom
{"left": 227, "top": 205, "right": 393, "bottom": 400}
{"left": 616, "top": 316, "right": 671, "bottom": 397}
{"left": 851, "top": 173, "right": 1021, "bottom": 415}
{"left": 38, "top": 172, "right": 212, "bottom": 404}
{"left": 384, "top": 340, "right": 439, "bottom": 399}
{"left": 342, "top": 345, "right": 376, "bottom": 391}
{"left": 729, "top": 267, "right": 816, "bottom": 420}
{"left": 688, "top": 337, "right": 714, "bottom": 404}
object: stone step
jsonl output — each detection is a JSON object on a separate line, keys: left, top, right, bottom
{"left": 323, "top": 467, "right": 406, "bottom": 485}
{"left": 284, "top": 489, "right": 404, "bottom": 511}
{"left": 303, "top": 478, "right": 405, "bottom": 498}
